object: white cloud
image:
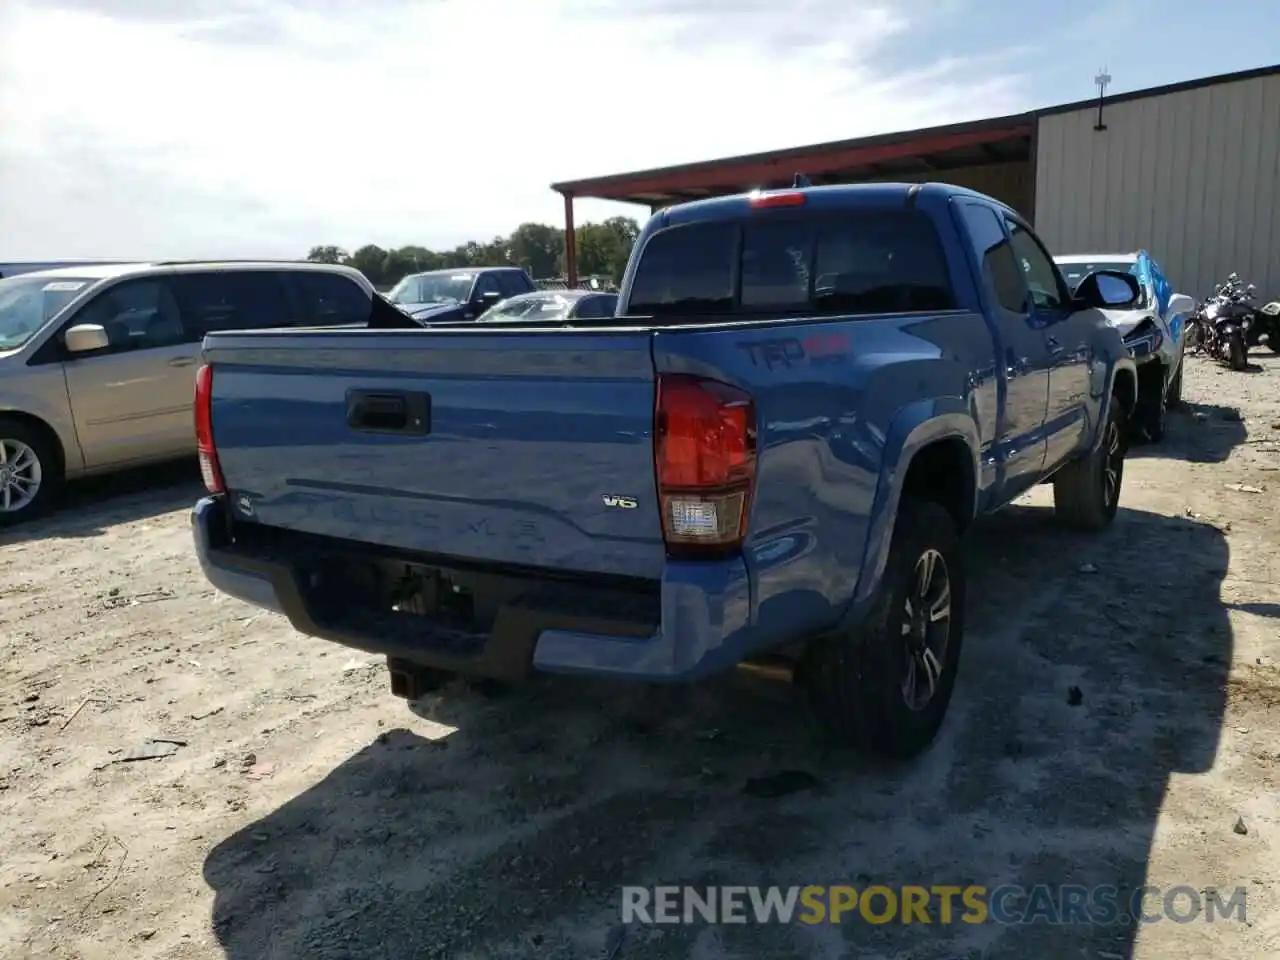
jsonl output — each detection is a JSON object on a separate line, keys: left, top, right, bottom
{"left": 0, "top": 0, "right": 1030, "bottom": 259}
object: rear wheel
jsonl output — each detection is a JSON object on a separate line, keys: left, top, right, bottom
{"left": 802, "top": 498, "right": 965, "bottom": 760}
{"left": 1052, "top": 396, "right": 1126, "bottom": 530}
{"left": 1133, "top": 366, "right": 1168, "bottom": 442}
{"left": 1228, "top": 330, "right": 1248, "bottom": 370}
{"left": 0, "top": 419, "right": 61, "bottom": 527}
{"left": 1166, "top": 363, "right": 1184, "bottom": 407}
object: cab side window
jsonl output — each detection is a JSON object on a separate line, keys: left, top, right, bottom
{"left": 497, "top": 271, "right": 532, "bottom": 298}
{"left": 72, "top": 278, "right": 185, "bottom": 354}
{"left": 291, "top": 271, "right": 371, "bottom": 325}
{"left": 957, "top": 203, "right": 1027, "bottom": 314}
{"left": 474, "top": 274, "right": 502, "bottom": 299}
{"left": 1005, "top": 219, "right": 1068, "bottom": 310}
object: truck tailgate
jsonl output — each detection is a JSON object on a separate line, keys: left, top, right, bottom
{"left": 204, "top": 330, "right": 666, "bottom": 579}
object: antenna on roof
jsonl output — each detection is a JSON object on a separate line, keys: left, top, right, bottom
{"left": 1093, "top": 67, "right": 1112, "bottom": 131}
{"left": 792, "top": 172, "right": 812, "bottom": 188}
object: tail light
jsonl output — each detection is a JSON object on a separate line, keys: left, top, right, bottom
{"left": 748, "top": 190, "right": 806, "bottom": 209}
{"left": 654, "top": 374, "right": 757, "bottom": 559}
{"left": 1123, "top": 318, "right": 1163, "bottom": 354}
{"left": 194, "top": 364, "right": 225, "bottom": 494}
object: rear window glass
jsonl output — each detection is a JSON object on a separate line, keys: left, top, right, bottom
{"left": 628, "top": 210, "right": 955, "bottom": 317}
{"left": 628, "top": 221, "right": 736, "bottom": 315}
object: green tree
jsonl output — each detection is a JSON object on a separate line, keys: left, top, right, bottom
{"left": 381, "top": 249, "right": 414, "bottom": 286}
{"left": 395, "top": 246, "right": 441, "bottom": 273}
{"left": 574, "top": 216, "right": 640, "bottom": 283}
{"left": 478, "top": 235, "right": 510, "bottom": 266}
{"left": 305, "top": 214, "right": 644, "bottom": 286}
{"left": 347, "top": 244, "right": 389, "bottom": 286}
{"left": 507, "top": 222, "right": 564, "bottom": 279}
{"left": 306, "top": 245, "right": 347, "bottom": 264}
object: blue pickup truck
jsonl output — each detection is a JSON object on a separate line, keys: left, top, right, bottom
{"left": 191, "top": 183, "right": 1138, "bottom": 758}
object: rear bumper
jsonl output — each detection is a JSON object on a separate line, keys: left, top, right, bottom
{"left": 192, "top": 496, "right": 762, "bottom": 682}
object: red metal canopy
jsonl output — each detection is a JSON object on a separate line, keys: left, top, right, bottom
{"left": 552, "top": 113, "right": 1035, "bottom": 284}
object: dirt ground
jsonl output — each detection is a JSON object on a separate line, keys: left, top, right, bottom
{"left": 3, "top": 354, "right": 1279, "bottom": 960}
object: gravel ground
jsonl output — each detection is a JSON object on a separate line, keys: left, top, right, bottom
{"left": 2, "top": 353, "right": 1279, "bottom": 960}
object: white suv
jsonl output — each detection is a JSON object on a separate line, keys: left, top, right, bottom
{"left": 0, "top": 260, "right": 408, "bottom": 524}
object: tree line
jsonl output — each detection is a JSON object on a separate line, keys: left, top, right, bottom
{"left": 307, "top": 216, "right": 641, "bottom": 288}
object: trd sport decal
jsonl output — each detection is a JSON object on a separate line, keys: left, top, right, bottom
{"left": 738, "top": 333, "right": 851, "bottom": 369}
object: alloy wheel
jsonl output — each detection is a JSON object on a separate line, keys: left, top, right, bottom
{"left": 1103, "top": 419, "right": 1124, "bottom": 508}
{"left": 0, "top": 438, "right": 43, "bottom": 514}
{"left": 900, "top": 548, "right": 952, "bottom": 711}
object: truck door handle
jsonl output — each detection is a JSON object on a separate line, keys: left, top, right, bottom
{"left": 346, "top": 389, "right": 432, "bottom": 435}
{"left": 1046, "top": 336, "right": 1063, "bottom": 354}
{"left": 168, "top": 356, "right": 197, "bottom": 367}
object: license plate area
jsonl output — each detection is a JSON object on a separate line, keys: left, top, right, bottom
{"left": 391, "top": 566, "right": 476, "bottom": 632}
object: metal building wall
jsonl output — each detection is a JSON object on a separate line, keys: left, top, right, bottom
{"left": 863, "top": 161, "right": 1033, "bottom": 217}
{"left": 645, "top": 160, "right": 1033, "bottom": 217}
{"left": 1034, "top": 72, "right": 1280, "bottom": 299}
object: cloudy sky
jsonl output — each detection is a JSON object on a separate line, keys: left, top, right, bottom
{"left": 0, "top": 0, "right": 1276, "bottom": 259}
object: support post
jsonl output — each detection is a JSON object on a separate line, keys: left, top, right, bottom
{"left": 562, "top": 192, "right": 578, "bottom": 288}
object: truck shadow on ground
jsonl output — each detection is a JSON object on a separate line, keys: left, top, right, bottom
{"left": 1128, "top": 401, "right": 1247, "bottom": 464}
{"left": 0, "top": 459, "right": 202, "bottom": 546}
{"left": 203, "top": 505, "right": 1231, "bottom": 960}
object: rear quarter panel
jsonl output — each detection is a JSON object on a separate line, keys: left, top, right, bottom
{"left": 652, "top": 308, "right": 994, "bottom": 646}
{"left": 640, "top": 186, "right": 1002, "bottom": 646}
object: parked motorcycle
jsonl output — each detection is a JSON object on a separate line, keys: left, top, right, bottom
{"left": 1187, "top": 273, "right": 1253, "bottom": 371}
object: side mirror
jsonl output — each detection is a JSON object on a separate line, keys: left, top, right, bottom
{"left": 1167, "top": 293, "right": 1196, "bottom": 317}
{"left": 64, "top": 323, "right": 110, "bottom": 353}
{"left": 1074, "top": 270, "right": 1140, "bottom": 310}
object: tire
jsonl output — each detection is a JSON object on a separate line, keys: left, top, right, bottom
{"left": 1228, "top": 330, "right": 1248, "bottom": 371}
{"left": 1052, "top": 396, "right": 1126, "bottom": 530}
{"left": 802, "top": 498, "right": 965, "bottom": 760}
{"left": 1133, "top": 369, "right": 1167, "bottom": 443}
{"left": 0, "top": 418, "right": 61, "bottom": 527}
{"left": 1166, "top": 363, "right": 1183, "bottom": 407}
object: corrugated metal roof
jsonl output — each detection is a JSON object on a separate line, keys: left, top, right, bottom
{"left": 554, "top": 63, "right": 1280, "bottom": 204}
